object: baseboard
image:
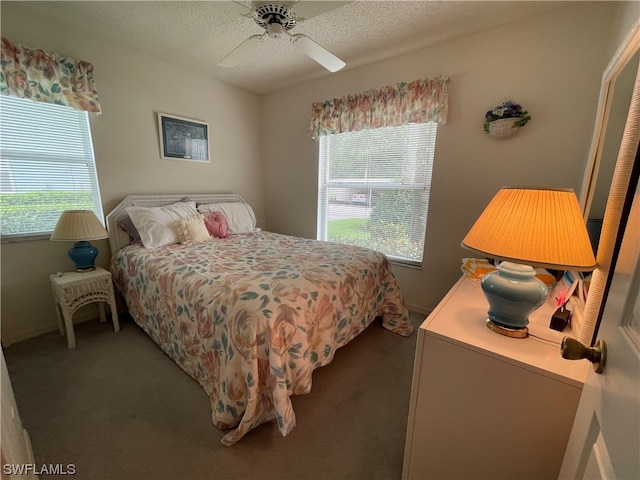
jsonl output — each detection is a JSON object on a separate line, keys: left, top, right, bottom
{"left": 1, "top": 310, "right": 100, "bottom": 348}
{"left": 2, "top": 324, "right": 59, "bottom": 348}
{"left": 407, "top": 303, "right": 432, "bottom": 317}
{"left": 3, "top": 304, "right": 429, "bottom": 347}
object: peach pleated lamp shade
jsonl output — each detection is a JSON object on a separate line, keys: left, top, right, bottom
{"left": 461, "top": 187, "right": 597, "bottom": 271}
{"left": 50, "top": 210, "right": 109, "bottom": 241}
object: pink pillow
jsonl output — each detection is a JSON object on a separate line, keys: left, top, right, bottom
{"left": 204, "top": 212, "right": 228, "bottom": 238}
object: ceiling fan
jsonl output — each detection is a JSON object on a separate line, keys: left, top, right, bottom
{"left": 218, "top": 1, "right": 347, "bottom": 72}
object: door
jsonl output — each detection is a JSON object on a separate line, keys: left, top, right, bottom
{"left": 559, "top": 169, "right": 640, "bottom": 479}
{"left": 1, "top": 348, "right": 38, "bottom": 479}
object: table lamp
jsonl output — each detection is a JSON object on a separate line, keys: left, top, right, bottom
{"left": 461, "top": 187, "right": 597, "bottom": 338}
{"left": 50, "top": 210, "right": 109, "bottom": 272}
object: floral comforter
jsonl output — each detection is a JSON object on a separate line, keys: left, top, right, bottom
{"left": 111, "top": 231, "right": 412, "bottom": 445}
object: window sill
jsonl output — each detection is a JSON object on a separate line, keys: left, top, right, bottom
{"left": 389, "top": 258, "right": 422, "bottom": 270}
{"left": 1, "top": 233, "right": 52, "bottom": 243}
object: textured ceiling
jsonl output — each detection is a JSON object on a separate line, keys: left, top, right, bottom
{"left": 19, "top": 1, "right": 571, "bottom": 95}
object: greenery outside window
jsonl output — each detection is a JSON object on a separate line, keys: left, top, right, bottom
{"left": 0, "top": 95, "right": 103, "bottom": 240}
{"left": 317, "top": 123, "right": 437, "bottom": 266}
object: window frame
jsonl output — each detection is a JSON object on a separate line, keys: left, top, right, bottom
{"left": 0, "top": 95, "right": 104, "bottom": 242}
{"left": 317, "top": 122, "right": 437, "bottom": 268}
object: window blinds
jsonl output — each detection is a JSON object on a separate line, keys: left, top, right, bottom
{"left": 318, "top": 123, "right": 437, "bottom": 265}
{"left": 0, "top": 95, "right": 103, "bottom": 238}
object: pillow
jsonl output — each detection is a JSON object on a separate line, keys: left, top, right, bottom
{"left": 197, "top": 202, "right": 256, "bottom": 234}
{"left": 203, "top": 212, "right": 228, "bottom": 238}
{"left": 176, "top": 214, "right": 211, "bottom": 244}
{"left": 117, "top": 215, "right": 142, "bottom": 245}
{"left": 126, "top": 201, "right": 198, "bottom": 248}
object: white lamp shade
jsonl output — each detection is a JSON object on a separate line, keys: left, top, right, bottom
{"left": 50, "top": 210, "right": 108, "bottom": 241}
{"left": 462, "top": 187, "right": 597, "bottom": 271}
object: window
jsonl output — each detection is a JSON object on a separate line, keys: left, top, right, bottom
{"left": 317, "top": 123, "right": 437, "bottom": 266}
{"left": 0, "top": 95, "right": 103, "bottom": 240}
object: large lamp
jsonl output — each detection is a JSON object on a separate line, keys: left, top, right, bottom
{"left": 50, "top": 210, "right": 109, "bottom": 272}
{"left": 461, "top": 187, "right": 596, "bottom": 338}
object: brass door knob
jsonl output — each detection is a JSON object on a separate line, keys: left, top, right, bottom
{"left": 561, "top": 337, "right": 607, "bottom": 374}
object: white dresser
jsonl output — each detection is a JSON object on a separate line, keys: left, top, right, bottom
{"left": 402, "top": 276, "right": 589, "bottom": 480}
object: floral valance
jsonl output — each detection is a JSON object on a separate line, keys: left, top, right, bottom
{"left": 308, "top": 76, "right": 449, "bottom": 139}
{"left": 0, "top": 37, "right": 101, "bottom": 113}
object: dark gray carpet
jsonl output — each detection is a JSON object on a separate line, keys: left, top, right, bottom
{"left": 3, "top": 312, "right": 422, "bottom": 480}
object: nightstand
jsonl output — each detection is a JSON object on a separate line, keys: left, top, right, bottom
{"left": 402, "top": 276, "right": 589, "bottom": 480}
{"left": 50, "top": 267, "right": 120, "bottom": 349}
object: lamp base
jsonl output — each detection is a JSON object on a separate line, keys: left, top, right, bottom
{"left": 480, "top": 261, "right": 548, "bottom": 338}
{"left": 75, "top": 266, "right": 97, "bottom": 273}
{"left": 68, "top": 241, "right": 99, "bottom": 272}
{"left": 486, "top": 319, "right": 529, "bottom": 338}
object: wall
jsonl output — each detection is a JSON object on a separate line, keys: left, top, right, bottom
{"left": 0, "top": 3, "right": 264, "bottom": 344}
{"left": 1, "top": 2, "right": 633, "bottom": 343}
{"left": 262, "top": 2, "right": 620, "bottom": 314}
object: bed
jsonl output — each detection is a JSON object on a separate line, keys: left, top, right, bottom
{"left": 106, "top": 193, "right": 413, "bottom": 445}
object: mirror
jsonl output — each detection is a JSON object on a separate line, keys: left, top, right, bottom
{"left": 578, "top": 18, "right": 640, "bottom": 346}
{"left": 584, "top": 50, "right": 639, "bottom": 251}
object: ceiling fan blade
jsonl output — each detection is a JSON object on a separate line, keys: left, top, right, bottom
{"left": 218, "top": 34, "right": 263, "bottom": 67}
{"left": 293, "top": 35, "right": 345, "bottom": 72}
{"left": 291, "top": 1, "right": 351, "bottom": 21}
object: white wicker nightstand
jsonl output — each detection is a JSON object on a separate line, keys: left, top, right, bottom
{"left": 50, "top": 267, "right": 120, "bottom": 349}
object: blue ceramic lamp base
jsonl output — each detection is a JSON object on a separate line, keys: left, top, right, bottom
{"left": 480, "top": 261, "right": 549, "bottom": 338}
{"left": 68, "top": 241, "right": 99, "bottom": 272}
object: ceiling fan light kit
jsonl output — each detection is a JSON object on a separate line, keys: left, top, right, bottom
{"left": 267, "top": 23, "right": 285, "bottom": 39}
{"left": 219, "top": 2, "right": 346, "bottom": 73}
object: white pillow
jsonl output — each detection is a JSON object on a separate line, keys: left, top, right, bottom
{"left": 196, "top": 202, "right": 256, "bottom": 234}
{"left": 126, "top": 201, "right": 198, "bottom": 248}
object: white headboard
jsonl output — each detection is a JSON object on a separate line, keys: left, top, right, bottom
{"left": 105, "top": 193, "right": 248, "bottom": 253}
